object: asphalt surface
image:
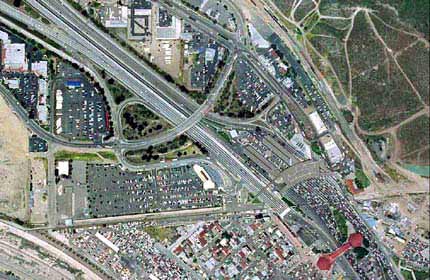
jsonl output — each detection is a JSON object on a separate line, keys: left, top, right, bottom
{"left": 0, "top": 84, "right": 102, "bottom": 148}
{"left": 11, "top": 0, "right": 289, "bottom": 215}
{"left": 0, "top": 1, "right": 401, "bottom": 278}
{"left": 117, "top": 54, "right": 237, "bottom": 151}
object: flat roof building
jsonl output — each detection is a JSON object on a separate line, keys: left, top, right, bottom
{"left": 57, "top": 161, "right": 70, "bottom": 176}
{"left": 193, "top": 164, "right": 216, "bottom": 190}
{"left": 37, "top": 78, "right": 48, "bottom": 124}
{"left": 0, "top": 30, "right": 10, "bottom": 44}
{"left": 31, "top": 61, "right": 48, "bottom": 78}
{"left": 320, "top": 134, "right": 343, "bottom": 164}
{"left": 156, "top": 7, "right": 182, "bottom": 40}
{"left": 102, "top": 5, "right": 128, "bottom": 28}
{"left": 309, "top": 111, "right": 328, "bottom": 135}
{"left": 1, "top": 43, "right": 27, "bottom": 72}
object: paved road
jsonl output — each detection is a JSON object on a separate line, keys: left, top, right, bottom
{"left": 0, "top": 220, "right": 104, "bottom": 280}
{"left": 10, "top": 0, "right": 289, "bottom": 215}
{"left": 0, "top": 84, "right": 106, "bottom": 148}
{"left": 117, "top": 53, "right": 237, "bottom": 150}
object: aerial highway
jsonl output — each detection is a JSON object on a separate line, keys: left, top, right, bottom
{"left": 13, "top": 0, "right": 290, "bottom": 215}
{"left": 117, "top": 53, "right": 237, "bottom": 150}
{"left": 0, "top": 1, "right": 407, "bottom": 279}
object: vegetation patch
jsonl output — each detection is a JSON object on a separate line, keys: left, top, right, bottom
{"left": 125, "top": 135, "right": 207, "bottom": 164}
{"left": 102, "top": 75, "right": 134, "bottom": 105}
{"left": 355, "top": 169, "right": 371, "bottom": 189}
{"left": 143, "top": 226, "right": 175, "bottom": 242}
{"left": 398, "top": 115, "right": 430, "bottom": 165}
{"left": 354, "top": 57, "right": 422, "bottom": 131}
{"left": 397, "top": 41, "right": 429, "bottom": 105}
{"left": 121, "top": 103, "right": 170, "bottom": 140}
{"left": 54, "top": 151, "right": 116, "bottom": 162}
{"left": 332, "top": 209, "right": 348, "bottom": 243}
{"left": 311, "top": 141, "right": 323, "bottom": 155}
{"left": 353, "top": 246, "right": 369, "bottom": 260}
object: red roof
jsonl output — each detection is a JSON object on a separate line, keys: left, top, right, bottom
{"left": 250, "top": 223, "right": 260, "bottom": 231}
{"left": 198, "top": 236, "right": 207, "bottom": 247}
{"left": 199, "top": 230, "right": 207, "bottom": 238}
{"left": 222, "top": 246, "right": 231, "bottom": 256}
{"left": 240, "top": 260, "right": 248, "bottom": 269}
{"left": 275, "top": 248, "right": 285, "bottom": 261}
{"left": 173, "top": 246, "right": 183, "bottom": 254}
{"left": 345, "top": 179, "right": 362, "bottom": 195}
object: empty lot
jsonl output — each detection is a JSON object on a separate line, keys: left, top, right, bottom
{"left": 0, "top": 94, "right": 30, "bottom": 221}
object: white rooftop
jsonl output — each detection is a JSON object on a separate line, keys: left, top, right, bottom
{"left": 104, "top": 5, "right": 128, "bottom": 28}
{"left": 31, "top": 61, "right": 48, "bottom": 77}
{"left": 2, "top": 43, "right": 27, "bottom": 71}
{"left": 320, "top": 135, "right": 343, "bottom": 164}
{"left": 57, "top": 161, "right": 69, "bottom": 176}
{"left": 0, "top": 30, "right": 10, "bottom": 44}
{"left": 193, "top": 164, "right": 215, "bottom": 190}
{"left": 309, "top": 111, "right": 328, "bottom": 135}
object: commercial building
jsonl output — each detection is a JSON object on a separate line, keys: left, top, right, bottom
{"left": 193, "top": 164, "right": 216, "bottom": 190}
{"left": 102, "top": 4, "right": 128, "bottom": 28}
{"left": 309, "top": 111, "right": 328, "bottom": 135}
{"left": 319, "top": 134, "right": 343, "bottom": 164}
{"left": 0, "top": 30, "right": 10, "bottom": 44}
{"left": 3, "top": 78, "right": 20, "bottom": 89}
{"left": 55, "top": 89, "right": 63, "bottom": 134}
{"left": 129, "top": 0, "right": 152, "bottom": 40}
{"left": 31, "top": 61, "right": 48, "bottom": 78}
{"left": 156, "top": 7, "right": 182, "bottom": 40}
{"left": 66, "top": 80, "right": 83, "bottom": 89}
{"left": 37, "top": 78, "right": 48, "bottom": 124}
{"left": 57, "top": 161, "right": 70, "bottom": 176}
{"left": 1, "top": 43, "right": 28, "bottom": 72}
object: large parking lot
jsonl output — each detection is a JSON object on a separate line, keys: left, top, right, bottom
{"left": 235, "top": 58, "right": 274, "bottom": 113}
{"left": 54, "top": 63, "right": 110, "bottom": 143}
{"left": 86, "top": 164, "right": 222, "bottom": 217}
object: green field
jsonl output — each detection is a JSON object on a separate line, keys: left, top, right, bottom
{"left": 355, "top": 169, "right": 370, "bottom": 189}
{"left": 143, "top": 226, "right": 175, "bottom": 242}
{"left": 54, "top": 151, "right": 117, "bottom": 162}
{"left": 124, "top": 135, "right": 206, "bottom": 164}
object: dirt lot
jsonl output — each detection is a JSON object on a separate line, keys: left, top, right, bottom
{"left": 29, "top": 157, "right": 48, "bottom": 224}
{"left": 0, "top": 94, "right": 30, "bottom": 221}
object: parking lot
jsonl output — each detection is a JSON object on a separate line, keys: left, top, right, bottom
{"left": 235, "top": 58, "right": 274, "bottom": 113}
{"left": 86, "top": 164, "right": 222, "bottom": 218}
{"left": 54, "top": 63, "right": 111, "bottom": 143}
{"left": 185, "top": 23, "right": 226, "bottom": 91}
{"left": 1, "top": 72, "right": 38, "bottom": 119}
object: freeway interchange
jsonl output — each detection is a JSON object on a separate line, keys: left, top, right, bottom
{"left": 1, "top": 0, "right": 289, "bottom": 213}
{"left": 0, "top": 0, "right": 402, "bottom": 279}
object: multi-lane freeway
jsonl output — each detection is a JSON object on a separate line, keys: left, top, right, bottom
{"left": 7, "top": 0, "right": 289, "bottom": 215}
{"left": 0, "top": 1, "right": 404, "bottom": 278}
